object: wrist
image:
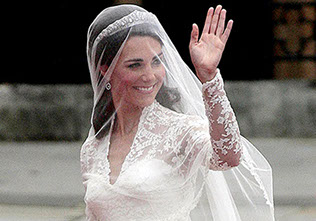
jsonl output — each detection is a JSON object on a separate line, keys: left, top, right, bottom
{"left": 202, "top": 69, "right": 225, "bottom": 98}
{"left": 196, "top": 69, "right": 218, "bottom": 83}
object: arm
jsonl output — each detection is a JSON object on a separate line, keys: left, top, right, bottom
{"left": 189, "top": 6, "right": 242, "bottom": 170}
{"left": 202, "top": 69, "right": 242, "bottom": 170}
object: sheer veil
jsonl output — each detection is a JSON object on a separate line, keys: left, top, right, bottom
{"left": 82, "top": 4, "right": 275, "bottom": 220}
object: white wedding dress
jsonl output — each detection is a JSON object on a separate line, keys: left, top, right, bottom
{"left": 80, "top": 72, "right": 257, "bottom": 220}
{"left": 81, "top": 5, "right": 275, "bottom": 220}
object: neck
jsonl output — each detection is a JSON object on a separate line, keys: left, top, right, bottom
{"left": 113, "top": 102, "right": 143, "bottom": 136}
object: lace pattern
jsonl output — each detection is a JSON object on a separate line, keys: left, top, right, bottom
{"left": 202, "top": 70, "right": 242, "bottom": 170}
{"left": 80, "top": 70, "right": 243, "bottom": 220}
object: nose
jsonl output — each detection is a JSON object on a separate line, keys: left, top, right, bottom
{"left": 141, "top": 65, "right": 156, "bottom": 82}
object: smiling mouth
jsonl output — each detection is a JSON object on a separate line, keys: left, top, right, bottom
{"left": 135, "top": 85, "right": 154, "bottom": 91}
{"left": 133, "top": 84, "right": 156, "bottom": 93}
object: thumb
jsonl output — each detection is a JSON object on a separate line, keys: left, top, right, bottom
{"left": 190, "top": 23, "right": 199, "bottom": 47}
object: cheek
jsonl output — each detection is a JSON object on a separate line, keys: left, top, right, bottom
{"left": 157, "top": 67, "right": 166, "bottom": 83}
{"left": 121, "top": 75, "right": 138, "bottom": 87}
{"left": 161, "top": 68, "right": 166, "bottom": 79}
{"left": 113, "top": 70, "right": 138, "bottom": 90}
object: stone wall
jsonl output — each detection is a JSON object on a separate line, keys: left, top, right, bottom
{"left": 227, "top": 80, "right": 316, "bottom": 137}
{"left": 0, "top": 85, "right": 93, "bottom": 141}
{"left": 0, "top": 80, "right": 315, "bottom": 141}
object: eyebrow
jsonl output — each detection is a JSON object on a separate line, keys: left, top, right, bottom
{"left": 125, "top": 58, "right": 143, "bottom": 63}
{"left": 124, "top": 52, "right": 163, "bottom": 63}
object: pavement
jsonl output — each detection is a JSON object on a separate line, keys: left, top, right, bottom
{"left": 0, "top": 138, "right": 315, "bottom": 220}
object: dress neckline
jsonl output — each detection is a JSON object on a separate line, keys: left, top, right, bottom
{"left": 105, "top": 100, "right": 157, "bottom": 186}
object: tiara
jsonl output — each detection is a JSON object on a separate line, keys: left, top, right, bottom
{"left": 94, "top": 10, "right": 157, "bottom": 45}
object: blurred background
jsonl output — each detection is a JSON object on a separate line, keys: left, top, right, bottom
{"left": 0, "top": 0, "right": 315, "bottom": 220}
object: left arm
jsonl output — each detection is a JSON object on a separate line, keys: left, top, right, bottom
{"left": 189, "top": 5, "right": 242, "bottom": 170}
{"left": 202, "top": 69, "right": 242, "bottom": 170}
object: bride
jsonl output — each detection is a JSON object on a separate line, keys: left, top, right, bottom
{"left": 80, "top": 4, "right": 275, "bottom": 220}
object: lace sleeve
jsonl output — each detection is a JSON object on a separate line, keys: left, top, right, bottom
{"left": 80, "top": 142, "right": 98, "bottom": 221}
{"left": 202, "top": 69, "right": 242, "bottom": 171}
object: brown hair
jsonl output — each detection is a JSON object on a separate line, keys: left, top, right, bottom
{"left": 88, "top": 7, "right": 179, "bottom": 139}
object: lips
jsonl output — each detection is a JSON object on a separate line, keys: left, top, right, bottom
{"left": 135, "top": 85, "right": 154, "bottom": 91}
{"left": 133, "top": 84, "right": 156, "bottom": 93}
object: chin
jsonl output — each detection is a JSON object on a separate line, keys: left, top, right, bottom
{"left": 135, "top": 97, "right": 156, "bottom": 108}
{"left": 129, "top": 86, "right": 161, "bottom": 108}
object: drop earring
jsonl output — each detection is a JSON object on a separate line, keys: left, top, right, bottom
{"left": 105, "top": 82, "right": 111, "bottom": 90}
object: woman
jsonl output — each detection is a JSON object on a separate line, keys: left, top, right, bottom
{"left": 81, "top": 4, "right": 275, "bottom": 220}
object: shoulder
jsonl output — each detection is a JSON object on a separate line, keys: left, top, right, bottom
{"left": 155, "top": 101, "right": 209, "bottom": 133}
{"left": 155, "top": 103, "right": 211, "bottom": 157}
{"left": 80, "top": 138, "right": 101, "bottom": 173}
{"left": 80, "top": 138, "right": 99, "bottom": 155}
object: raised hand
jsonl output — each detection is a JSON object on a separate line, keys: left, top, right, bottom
{"left": 189, "top": 5, "right": 233, "bottom": 83}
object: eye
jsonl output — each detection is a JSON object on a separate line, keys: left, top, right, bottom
{"left": 128, "top": 63, "right": 141, "bottom": 69}
{"left": 152, "top": 57, "right": 161, "bottom": 66}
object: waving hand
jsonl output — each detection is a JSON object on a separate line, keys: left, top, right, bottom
{"left": 189, "top": 5, "right": 233, "bottom": 83}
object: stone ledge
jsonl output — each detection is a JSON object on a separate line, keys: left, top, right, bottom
{"left": 227, "top": 80, "right": 316, "bottom": 137}
{"left": 0, "top": 81, "right": 315, "bottom": 141}
{"left": 0, "top": 85, "right": 93, "bottom": 141}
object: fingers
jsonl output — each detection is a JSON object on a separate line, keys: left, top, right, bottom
{"left": 221, "top": 20, "right": 233, "bottom": 44}
{"left": 210, "top": 5, "right": 222, "bottom": 34}
{"left": 190, "top": 23, "right": 199, "bottom": 46}
{"left": 215, "top": 9, "right": 226, "bottom": 37}
{"left": 202, "top": 7, "right": 214, "bottom": 34}
{"left": 202, "top": 5, "right": 233, "bottom": 38}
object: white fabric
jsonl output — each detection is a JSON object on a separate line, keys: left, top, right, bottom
{"left": 81, "top": 4, "right": 275, "bottom": 220}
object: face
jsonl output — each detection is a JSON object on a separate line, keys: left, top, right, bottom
{"left": 109, "top": 36, "right": 165, "bottom": 109}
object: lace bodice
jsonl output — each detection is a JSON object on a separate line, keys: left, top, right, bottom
{"left": 80, "top": 71, "right": 242, "bottom": 220}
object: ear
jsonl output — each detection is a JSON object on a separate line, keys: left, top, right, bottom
{"left": 100, "top": 65, "right": 108, "bottom": 76}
